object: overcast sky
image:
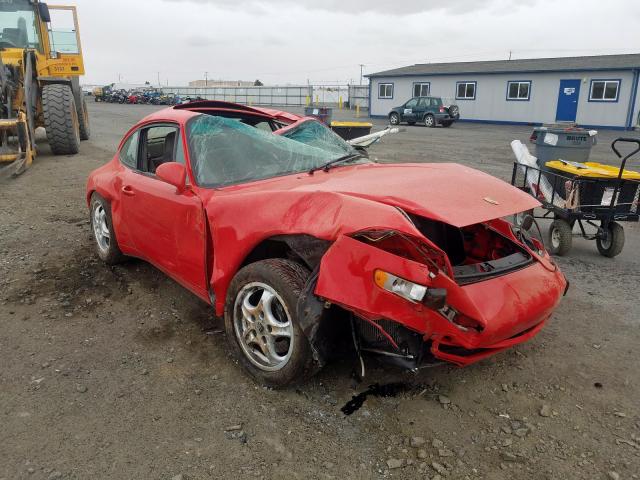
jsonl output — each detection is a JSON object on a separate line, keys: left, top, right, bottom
{"left": 72, "top": 0, "right": 640, "bottom": 86}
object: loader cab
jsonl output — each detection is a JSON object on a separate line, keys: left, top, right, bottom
{"left": 0, "top": 0, "right": 84, "bottom": 76}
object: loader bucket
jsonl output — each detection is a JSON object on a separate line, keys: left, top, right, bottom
{"left": 0, "top": 112, "right": 35, "bottom": 179}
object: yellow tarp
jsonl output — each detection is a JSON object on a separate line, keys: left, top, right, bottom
{"left": 330, "top": 122, "right": 373, "bottom": 128}
{"left": 545, "top": 160, "right": 640, "bottom": 180}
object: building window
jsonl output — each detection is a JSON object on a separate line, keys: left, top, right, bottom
{"left": 378, "top": 83, "right": 394, "bottom": 99}
{"left": 589, "top": 79, "right": 620, "bottom": 102}
{"left": 456, "top": 81, "right": 476, "bottom": 100}
{"left": 413, "top": 82, "right": 430, "bottom": 97}
{"left": 507, "top": 81, "right": 531, "bottom": 101}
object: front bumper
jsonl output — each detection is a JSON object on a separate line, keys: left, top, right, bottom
{"left": 315, "top": 235, "right": 566, "bottom": 367}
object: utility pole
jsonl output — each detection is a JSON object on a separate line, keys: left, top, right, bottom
{"left": 204, "top": 71, "right": 208, "bottom": 87}
{"left": 157, "top": 72, "right": 160, "bottom": 86}
{"left": 508, "top": 50, "right": 512, "bottom": 61}
{"left": 359, "top": 64, "right": 365, "bottom": 85}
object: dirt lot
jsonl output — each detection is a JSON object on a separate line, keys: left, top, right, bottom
{"left": 1, "top": 102, "right": 639, "bottom": 480}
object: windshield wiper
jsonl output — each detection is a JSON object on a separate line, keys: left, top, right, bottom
{"left": 309, "top": 153, "right": 363, "bottom": 175}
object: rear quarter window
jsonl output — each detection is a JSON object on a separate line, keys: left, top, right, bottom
{"left": 119, "top": 131, "right": 139, "bottom": 169}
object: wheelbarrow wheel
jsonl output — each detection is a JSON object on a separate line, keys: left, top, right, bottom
{"left": 548, "top": 219, "right": 572, "bottom": 256}
{"left": 596, "top": 221, "right": 624, "bottom": 258}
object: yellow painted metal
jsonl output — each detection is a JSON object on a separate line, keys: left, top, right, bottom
{"left": 0, "top": 112, "right": 34, "bottom": 176}
{"left": 338, "top": 96, "right": 343, "bottom": 110}
{"left": 0, "top": 2, "right": 85, "bottom": 175}
{"left": 330, "top": 121, "right": 373, "bottom": 128}
{"left": 545, "top": 160, "right": 640, "bottom": 180}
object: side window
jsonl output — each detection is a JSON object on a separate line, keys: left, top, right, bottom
{"left": 175, "top": 132, "right": 186, "bottom": 166}
{"left": 405, "top": 98, "right": 418, "bottom": 108}
{"left": 142, "top": 125, "right": 180, "bottom": 174}
{"left": 119, "top": 131, "right": 139, "bottom": 169}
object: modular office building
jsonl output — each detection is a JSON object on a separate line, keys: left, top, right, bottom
{"left": 367, "top": 54, "right": 640, "bottom": 130}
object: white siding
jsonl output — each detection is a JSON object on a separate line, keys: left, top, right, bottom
{"left": 370, "top": 70, "right": 637, "bottom": 128}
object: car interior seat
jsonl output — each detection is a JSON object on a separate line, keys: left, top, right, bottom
{"left": 149, "top": 131, "right": 177, "bottom": 174}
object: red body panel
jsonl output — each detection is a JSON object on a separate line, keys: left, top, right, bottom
{"left": 86, "top": 104, "right": 567, "bottom": 369}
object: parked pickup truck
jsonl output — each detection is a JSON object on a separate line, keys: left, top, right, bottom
{"left": 388, "top": 96, "right": 459, "bottom": 128}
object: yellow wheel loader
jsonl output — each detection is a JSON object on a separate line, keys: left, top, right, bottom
{"left": 0, "top": 0, "right": 88, "bottom": 178}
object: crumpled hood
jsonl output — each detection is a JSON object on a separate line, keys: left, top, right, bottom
{"left": 237, "top": 163, "right": 540, "bottom": 228}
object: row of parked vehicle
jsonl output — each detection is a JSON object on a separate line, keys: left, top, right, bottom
{"left": 91, "top": 86, "right": 202, "bottom": 105}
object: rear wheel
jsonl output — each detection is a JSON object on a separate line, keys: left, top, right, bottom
{"left": 389, "top": 112, "right": 400, "bottom": 125}
{"left": 77, "top": 96, "right": 90, "bottom": 140}
{"left": 224, "top": 259, "right": 314, "bottom": 388}
{"left": 89, "top": 193, "right": 126, "bottom": 265}
{"left": 596, "top": 221, "right": 624, "bottom": 257}
{"left": 42, "top": 84, "right": 80, "bottom": 155}
{"left": 424, "top": 114, "right": 436, "bottom": 128}
{"left": 548, "top": 219, "right": 573, "bottom": 256}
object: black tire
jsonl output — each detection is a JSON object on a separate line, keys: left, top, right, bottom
{"left": 42, "top": 84, "right": 80, "bottom": 155}
{"left": 548, "top": 219, "right": 573, "bottom": 256}
{"left": 224, "top": 259, "right": 314, "bottom": 388}
{"left": 89, "top": 193, "right": 126, "bottom": 265}
{"left": 448, "top": 105, "right": 460, "bottom": 119}
{"left": 596, "top": 221, "right": 624, "bottom": 258}
{"left": 77, "top": 96, "right": 90, "bottom": 141}
{"left": 424, "top": 113, "right": 436, "bottom": 128}
{"left": 441, "top": 121, "right": 453, "bottom": 128}
{"left": 389, "top": 112, "right": 400, "bottom": 125}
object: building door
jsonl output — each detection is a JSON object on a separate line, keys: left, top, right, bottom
{"left": 555, "top": 79, "right": 581, "bottom": 122}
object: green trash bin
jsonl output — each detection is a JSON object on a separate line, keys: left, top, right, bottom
{"left": 330, "top": 121, "right": 373, "bottom": 140}
{"left": 304, "top": 106, "right": 333, "bottom": 124}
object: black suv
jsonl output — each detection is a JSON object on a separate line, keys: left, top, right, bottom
{"left": 388, "top": 96, "right": 459, "bottom": 128}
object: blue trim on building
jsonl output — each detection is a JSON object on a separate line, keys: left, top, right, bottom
{"left": 587, "top": 78, "right": 622, "bottom": 102}
{"left": 368, "top": 81, "right": 372, "bottom": 114}
{"left": 366, "top": 66, "right": 640, "bottom": 79}
{"left": 506, "top": 80, "right": 532, "bottom": 101}
{"left": 378, "top": 82, "right": 394, "bottom": 99}
{"left": 625, "top": 70, "right": 639, "bottom": 129}
{"left": 455, "top": 81, "right": 477, "bottom": 100}
{"left": 367, "top": 114, "right": 631, "bottom": 130}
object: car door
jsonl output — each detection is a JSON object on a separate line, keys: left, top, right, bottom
{"left": 401, "top": 98, "right": 419, "bottom": 122}
{"left": 414, "top": 97, "right": 428, "bottom": 119}
{"left": 119, "top": 122, "right": 210, "bottom": 301}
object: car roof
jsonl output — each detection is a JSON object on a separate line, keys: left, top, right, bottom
{"left": 139, "top": 100, "right": 302, "bottom": 125}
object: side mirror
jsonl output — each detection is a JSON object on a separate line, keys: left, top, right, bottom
{"left": 156, "top": 162, "right": 187, "bottom": 193}
{"left": 520, "top": 214, "right": 534, "bottom": 232}
{"left": 38, "top": 3, "right": 51, "bottom": 22}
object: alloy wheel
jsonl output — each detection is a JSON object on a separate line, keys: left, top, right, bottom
{"left": 233, "top": 282, "right": 294, "bottom": 372}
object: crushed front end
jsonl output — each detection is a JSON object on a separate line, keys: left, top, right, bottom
{"left": 314, "top": 214, "right": 567, "bottom": 369}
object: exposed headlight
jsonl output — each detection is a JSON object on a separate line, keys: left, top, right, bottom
{"left": 374, "top": 270, "right": 427, "bottom": 303}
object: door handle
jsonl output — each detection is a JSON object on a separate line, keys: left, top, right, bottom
{"left": 122, "top": 185, "right": 135, "bottom": 196}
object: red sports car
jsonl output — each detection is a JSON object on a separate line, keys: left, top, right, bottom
{"left": 86, "top": 101, "right": 567, "bottom": 387}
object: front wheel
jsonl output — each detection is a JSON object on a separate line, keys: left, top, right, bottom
{"left": 42, "top": 83, "right": 80, "bottom": 155}
{"left": 224, "top": 259, "right": 315, "bottom": 388}
{"left": 548, "top": 219, "right": 573, "bottom": 256}
{"left": 596, "top": 221, "right": 624, "bottom": 258}
{"left": 389, "top": 113, "right": 400, "bottom": 125}
{"left": 424, "top": 114, "right": 436, "bottom": 128}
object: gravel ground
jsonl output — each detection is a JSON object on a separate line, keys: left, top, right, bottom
{"left": 1, "top": 102, "right": 639, "bottom": 480}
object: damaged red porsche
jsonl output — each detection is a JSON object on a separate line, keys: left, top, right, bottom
{"left": 86, "top": 101, "right": 567, "bottom": 387}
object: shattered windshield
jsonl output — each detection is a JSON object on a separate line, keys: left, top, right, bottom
{"left": 187, "top": 115, "right": 368, "bottom": 188}
{"left": 279, "top": 119, "right": 354, "bottom": 156}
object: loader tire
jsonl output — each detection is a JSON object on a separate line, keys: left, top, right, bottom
{"left": 77, "top": 96, "right": 91, "bottom": 140}
{"left": 42, "top": 84, "right": 81, "bottom": 155}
